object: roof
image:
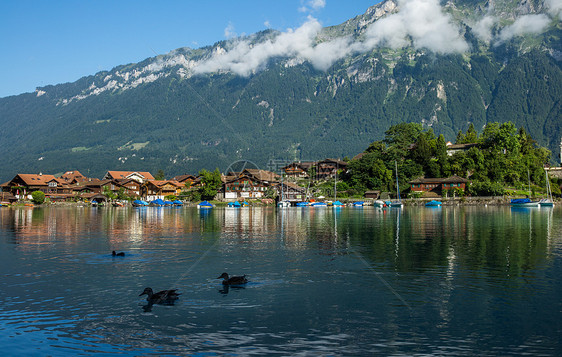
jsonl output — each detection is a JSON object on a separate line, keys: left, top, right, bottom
{"left": 172, "top": 174, "right": 196, "bottom": 182}
{"left": 317, "top": 159, "right": 348, "bottom": 166}
{"left": 242, "top": 169, "right": 279, "bottom": 182}
{"left": 446, "top": 143, "right": 478, "bottom": 150}
{"left": 409, "top": 175, "right": 469, "bottom": 184}
{"left": 15, "top": 174, "right": 58, "bottom": 186}
{"left": 105, "top": 171, "right": 155, "bottom": 180}
{"left": 60, "top": 170, "right": 87, "bottom": 182}
{"left": 282, "top": 161, "right": 316, "bottom": 170}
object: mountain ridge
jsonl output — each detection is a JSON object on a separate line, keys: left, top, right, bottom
{"left": 0, "top": 0, "right": 561, "bottom": 182}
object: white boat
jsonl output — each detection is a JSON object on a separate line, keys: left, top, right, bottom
{"left": 277, "top": 200, "right": 291, "bottom": 207}
{"left": 540, "top": 168, "right": 554, "bottom": 206}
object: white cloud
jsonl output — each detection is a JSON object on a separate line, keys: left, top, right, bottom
{"left": 224, "top": 23, "right": 237, "bottom": 39}
{"left": 299, "top": 0, "right": 326, "bottom": 13}
{"left": 497, "top": 14, "right": 551, "bottom": 43}
{"left": 190, "top": 0, "right": 555, "bottom": 77}
{"left": 473, "top": 15, "right": 496, "bottom": 43}
{"left": 194, "top": 17, "right": 328, "bottom": 76}
{"left": 359, "top": 0, "right": 469, "bottom": 54}
{"left": 545, "top": 0, "right": 562, "bottom": 19}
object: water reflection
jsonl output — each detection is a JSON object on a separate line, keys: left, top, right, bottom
{"left": 0, "top": 205, "right": 561, "bottom": 355}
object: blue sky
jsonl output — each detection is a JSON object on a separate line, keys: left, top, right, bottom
{"left": 0, "top": 0, "right": 378, "bottom": 98}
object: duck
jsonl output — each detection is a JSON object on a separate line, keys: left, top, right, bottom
{"left": 112, "top": 251, "right": 125, "bottom": 257}
{"left": 217, "top": 272, "right": 248, "bottom": 285}
{"left": 139, "top": 287, "right": 181, "bottom": 303}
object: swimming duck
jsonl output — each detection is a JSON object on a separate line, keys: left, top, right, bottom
{"left": 217, "top": 272, "right": 248, "bottom": 285}
{"left": 112, "top": 251, "right": 125, "bottom": 257}
{"left": 139, "top": 287, "right": 181, "bottom": 303}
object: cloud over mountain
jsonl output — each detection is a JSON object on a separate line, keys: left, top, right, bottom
{"left": 190, "top": 0, "right": 556, "bottom": 77}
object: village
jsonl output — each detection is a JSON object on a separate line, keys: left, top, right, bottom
{"left": 1, "top": 138, "right": 561, "bottom": 206}
{"left": 0, "top": 158, "right": 478, "bottom": 206}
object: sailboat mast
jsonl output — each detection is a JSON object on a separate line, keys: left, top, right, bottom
{"left": 395, "top": 160, "right": 400, "bottom": 200}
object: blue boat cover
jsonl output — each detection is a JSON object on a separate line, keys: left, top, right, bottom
{"left": 511, "top": 198, "right": 531, "bottom": 204}
{"left": 151, "top": 198, "right": 165, "bottom": 205}
{"left": 199, "top": 200, "right": 214, "bottom": 207}
{"left": 173, "top": 200, "right": 183, "bottom": 205}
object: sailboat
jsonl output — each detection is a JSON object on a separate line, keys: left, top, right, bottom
{"left": 390, "top": 161, "right": 403, "bottom": 208}
{"left": 539, "top": 168, "right": 554, "bottom": 207}
{"left": 277, "top": 174, "right": 290, "bottom": 207}
{"left": 510, "top": 169, "right": 539, "bottom": 207}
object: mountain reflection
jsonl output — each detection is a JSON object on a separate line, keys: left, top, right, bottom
{"left": 0, "top": 206, "right": 559, "bottom": 278}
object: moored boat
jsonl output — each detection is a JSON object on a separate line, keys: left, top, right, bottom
{"left": 197, "top": 201, "right": 214, "bottom": 209}
{"left": 425, "top": 200, "right": 442, "bottom": 207}
{"left": 510, "top": 198, "right": 539, "bottom": 207}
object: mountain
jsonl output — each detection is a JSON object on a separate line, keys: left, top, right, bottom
{"left": 1, "top": 0, "right": 561, "bottom": 182}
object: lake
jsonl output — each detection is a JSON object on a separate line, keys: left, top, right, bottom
{"left": 1, "top": 205, "right": 561, "bottom": 356}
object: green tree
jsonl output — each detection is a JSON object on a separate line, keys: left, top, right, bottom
{"left": 31, "top": 191, "right": 45, "bottom": 204}
{"left": 198, "top": 168, "right": 222, "bottom": 200}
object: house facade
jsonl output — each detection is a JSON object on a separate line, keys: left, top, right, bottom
{"left": 282, "top": 162, "right": 316, "bottom": 179}
{"left": 409, "top": 176, "right": 469, "bottom": 195}
{"left": 316, "top": 159, "right": 348, "bottom": 180}
{"left": 223, "top": 174, "right": 270, "bottom": 200}
{"left": 142, "top": 180, "right": 183, "bottom": 201}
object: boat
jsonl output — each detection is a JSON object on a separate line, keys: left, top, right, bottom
{"left": 150, "top": 198, "right": 165, "bottom": 206}
{"left": 227, "top": 201, "right": 241, "bottom": 207}
{"left": 132, "top": 199, "right": 149, "bottom": 207}
{"left": 352, "top": 201, "right": 364, "bottom": 207}
{"left": 296, "top": 202, "right": 309, "bottom": 207}
{"left": 390, "top": 161, "right": 403, "bottom": 208}
{"left": 197, "top": 200, "right": 214, "bottom": 209}
{"left": 310, "top": 202, "right": 327, "bottom": 207}
{"left": 510, "top": 198, "right": 539, "bottom": 207}
{"left": 425, "top": 200, "right": 442, "bottom": 207}
{"left": 539, "top": 168, "right": 554, "bottom": 206}
{"left": 172, "top": 200, "right": 184, "bottom": 206}
{"left": 373, "top": 200, "right": 386, "bottom": 208}
{"left": 510, "top": 170, "right": 539, "bottom": 207}
{"left": 332, "top": 200, "right": 345, "bottom": 207}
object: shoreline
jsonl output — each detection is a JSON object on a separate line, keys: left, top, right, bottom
{"left": 2, "top": 196, "right": 558, "bottom": 208}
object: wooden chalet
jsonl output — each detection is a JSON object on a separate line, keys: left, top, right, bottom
{"left": 409, "top": 176, "right": 469, "bottom": 195}
{"left": 282, "top": 162, "right": 316, "bottom": 179}
{"left": 142, "top": 180, "right": 183, "bottom": 201}
{"left": 3, "top": 174, "right": 69, "bottom": 199}
{"left": 172, "top": 174, "right": 197, "bottom": 188}
{"left": 316, "top": 159, "right": 348, "bottom": 180}
{"left": 223, "top": 174, "right": 271, "bottom": 200}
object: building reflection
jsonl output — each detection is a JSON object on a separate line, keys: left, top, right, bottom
{"left": 0, "top": 206, "right": 559, "bottom": 276}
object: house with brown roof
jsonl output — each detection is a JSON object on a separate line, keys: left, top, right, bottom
{"left": 142, "top": 180, "right": 183, "bottom": 201}
{"left": 223, "top": 174, "right": 272, "bottom": 200}
{"left": 103, "top": 171, "right": 154, "bottom": 183}
{"left": 3, "top": 173, "right": 62, "bottom": 199}
{"left": 316, "top": 159, "right": 348, "bottom": 180}
{"left": 60, "top": 170, "right": 89, "bottom": 184}
{"left": 282, "top": 162, "right": 316, "bottom": 179}
{"left": 409, "top": 176, "right": 469, "bottom": 195}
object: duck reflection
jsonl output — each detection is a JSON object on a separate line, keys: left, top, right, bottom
{"left": 218, "top": 284, "right": 246, "bottom": 295}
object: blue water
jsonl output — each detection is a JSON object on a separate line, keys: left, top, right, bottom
{"left": 0, "top": 205, "right": 561, "bottom": 355}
